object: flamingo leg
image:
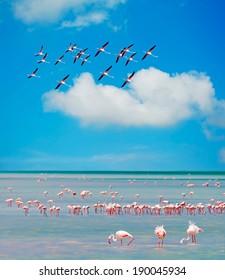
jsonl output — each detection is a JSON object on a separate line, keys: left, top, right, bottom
{"left": 120, "top": 239, "right": 123, "bottom": 246}
{"left": 127, "top": 237, "right": 134, "bottom": 246}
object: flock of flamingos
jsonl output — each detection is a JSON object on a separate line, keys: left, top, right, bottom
{"left": 3, "top": 175, "right": 225, "bottom": 248}
{"left": 27, "top": 41, "right": 157, "bottom": 89}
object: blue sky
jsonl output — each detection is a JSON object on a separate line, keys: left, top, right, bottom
{"left": 1, "top": 0, "right": 225, "bottom": 171}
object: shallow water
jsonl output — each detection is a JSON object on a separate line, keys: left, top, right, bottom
{"left": 0, "top": 171, "right": 224, "bottom": 260}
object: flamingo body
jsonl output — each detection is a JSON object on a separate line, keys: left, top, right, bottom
{"left": 154, "top": 225, "right": 166, "bottom": 247}
{"left": 95, "top": 41, "right": 110, "bottom": 57}
{"left": 125, "top": 52, "right": 137, "bottom": 66}
{"left": 180, "top": 221, "right": 203, "bottom": 244}
{"left": 142, "top": 44, "right": 157, "bottom": 60}
{"left": 55, "top": 55, "right": 65, "bottom": 65}
{"left": 121, "top": 71, "right": 135, "bottom": 88}
{"left": 98, "top": 65, "right": 113, "bottom": 81}
{"left": 27, "top": 68, "right": 40, "bottom": 79}
{"left": 35, "top": 45, "right": 44, "bottom": 56}
{"left": 55, "top": 74, "right": 70, "bottom": 90}
{"left": 108, "top": 230, "right": 134, "bottom": 246}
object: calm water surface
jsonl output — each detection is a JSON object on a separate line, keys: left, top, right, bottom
{"left": 0, "top": 171, "right": 224, "bottom": 260}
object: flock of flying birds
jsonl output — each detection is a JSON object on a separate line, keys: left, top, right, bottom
{"left": 27, "top": 41, "right": 157, "bottom": 90}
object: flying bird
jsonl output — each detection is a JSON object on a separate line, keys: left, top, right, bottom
{"left": 38, "top": 53, "right": 50, "bottom": 64}
{"left": 107, "top": 230, "right": 134, "bottom": 246}
{"left": 72, "top": 43, "right": 82, "bottom": 52}
{"left": 81, "top": 55, "right": 91, "bottom": 66}
{"left": 116, "top": 47, "right": 126, "bottom": 63}
{"left": 124, "top": 44, "right": 135, "bottom": 54}
{"left": 125, "top": 52, "right": 137, "bottom": 66}
{"left": 142, "top": 44, "right": 157, "bottom": 60}
{"left": 54, "top": 55, "right": 65, "bottom": 65}
{"left": 98, "top": 66, "right": 113, "bottom": 81}
{"left": 55, "top": 74, "right": 70, "bottom": 90}
{"left": 121, "top": 71, "right": 135, "bottom": 88}
{"left": 95, "top": 41, "right": 110, "bottom": 57}
{"left": 27, "top": 68, "right": 40, "bottom": 79}
{"left": 74, "top": 48, "right": 88, "bottom": 63}
{"left": 65, "top": 43, "right": 73, "bottom": 53}
{"left": 35, "top": 45, "right": 44, "bottom": 57}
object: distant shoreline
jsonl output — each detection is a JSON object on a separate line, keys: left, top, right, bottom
{"left": 0, "top": 170, "right": 224, "bottom": 175}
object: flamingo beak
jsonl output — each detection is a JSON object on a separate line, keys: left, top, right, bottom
{"left": 108, "top": 238, "right": 111, "bottom": 244}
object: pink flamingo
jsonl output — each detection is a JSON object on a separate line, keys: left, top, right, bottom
{"left": 73, "top": 48, "right": 88, "bottom": 63}
{"left": 154, "top": 225, "right": 166, "bottom": 247}
{"left": 5, "top": 198, "right": 13, "bottom": 207}
{"left": 135, "top": 193, "right": 140, "bottom": 200}
{"left": 55, "top": 55, "right": 65, "bottom": 65}
{"left": 55, "top": 74, "right": 70, "bottom": 90}
{"left": 38, "top": 53, "right": 50, "bottom": 64}
{"left": 55, "top": 207, "right": 61, "bottom": 216}
{"left": 142, "top": 44, "right": 157, "bottom": 60}
{"left": 125, "top": 52, "right": 137, "bottom": 66}
{"left": 95, "top": 41, "right": 110, "bottom": 57}
{"left": 116, "top": 47, "right": 126, "bottom": 63}
{"left": 108, "top": 230, "right": 134, "bottom": 246}
{"left": 23, "top": 206, "right": 29, "bottom": 216}
{"left": 121, "top": 71, "right": 135, "bottom": 88}
{"left": 180, "top": 221, "right": 203, "bottom": 244}
{"left": 27, "top": 68, "right": 40, "bottom": 79}
{"left": 57, "top": 191, "right": 64, "bottom": 198}
{"left": 123, "top": 44, "right": 135, "bottom": 54}
{"left": 43, "top": 191, "right": 48, "bottom": 196}
{"left": 35, "top": 45, "right": 44, "bottom": 56}
{"left": 98, "top": 65, "right": 114, "bottom": 81}
{"left": 65, "top": 43, "right": 74, "bottom": 53}
{"left": 81, "top": 55, "right": 91, "bottom": 66}
{"left": 189, "top": 191, "right": 194, "bottom": 198}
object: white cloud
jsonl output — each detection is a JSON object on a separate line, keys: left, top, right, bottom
{"left": 12, "top": 0, "right": 126, "bottom": 26}
{"left": 42, "top": 67, "right": 225, "bottom": 128}
{"left": 61, "top": 11, "right": 108, "bottom": 29}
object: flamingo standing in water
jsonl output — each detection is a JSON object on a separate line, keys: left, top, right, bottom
{"left": 180, "top": 221, "right": 203, "bottom": 244}
{"left": 95, "top": 41, "right": 110, "bottom": 57}
{"left": 121, "top": 71, "right": 135, "bottom": 88}
{"left": 27, "top": 68, "right": 40, "bottom": 79}
{"left": 142, "top": 44, "right": 157, "bottom": 60}
{"left": 154, "top": 225, "right": 166, "bottom": 248}
{"left": 108, "top": 230, "right": 134, "bottom": 246}
{"left": 55, "top": 74, "right": 70, "bottom": 90}
{"left": 98, "top": 66, "right": 114, "bottom": 81}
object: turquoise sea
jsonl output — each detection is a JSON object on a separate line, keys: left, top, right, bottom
{"left": 0, "top": 171, "right": 224, "bottom": 260}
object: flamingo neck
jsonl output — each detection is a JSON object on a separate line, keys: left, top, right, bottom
{"left": 110, "top": 234, "right": 117, "bottom": 242}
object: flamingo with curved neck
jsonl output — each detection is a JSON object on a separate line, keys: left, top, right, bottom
{"left": 108, "top": 230, "right": 134, "bottom": 246}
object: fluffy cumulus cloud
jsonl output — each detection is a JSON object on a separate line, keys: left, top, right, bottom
{"left": 42, "top": 67, "right": 225, "bottom": 128}
{"left": 12, "top": 0, "right": 126, "bottom": 27}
